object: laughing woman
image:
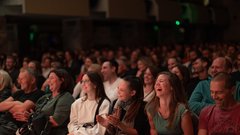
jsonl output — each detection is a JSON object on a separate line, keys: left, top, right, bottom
{"left": 97, "top": 76, "right": 150, "bottom": 135}
{"left": 147, "top": 72, "right": 194, "bottom": 135}
{"left": 15, "top": 69, "right": 75, "bottom": 135}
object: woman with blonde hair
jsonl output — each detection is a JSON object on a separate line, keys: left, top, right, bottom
{"left": 0, "top": 69, "right": 13, "bottom": 102}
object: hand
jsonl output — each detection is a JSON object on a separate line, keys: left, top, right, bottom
{"left": 13, "top": 111, "right": 31, "bottom": 122}
{"left": 107, "top": 115, "right": 120, "bottom": 127}
{"left": 96, "top": 114, "right": 109, "bottom": 127}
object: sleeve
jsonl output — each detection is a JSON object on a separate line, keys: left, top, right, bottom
{"left": 235, "top": 82, "right": 240, "bottom": 101}
{"left": 96, "top": 99, "right": 111, "bottom": 135}
{"left": 198, "top": 107, "right": 210, "bottom": 130}
{"left": 134, "top": 104, "right": 150, "bottom": 135}
{"left": 72, "top": 82, "right": 81, "bottom": 99}
{"left": 28, "top": 90, "right": 45, "bottom": 103}
{"left": 188, "top": 81, "right": 212, "bottom": 115}
{"left": 52, "top": 93, "right": 74, "bottom": 126}
{"left": 12, "top": 90, "right": 22, "bottom": 99}
{"left": 68, "top": 99, "right": 80, "bottom": 133}
{"left": 0, "top": 89, "right": 11, "bottom": 102}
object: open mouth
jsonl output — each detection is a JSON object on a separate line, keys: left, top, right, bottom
{"left": 156, "top": 88, "right": 162, "bottom": 92}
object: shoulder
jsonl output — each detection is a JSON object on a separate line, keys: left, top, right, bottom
{"left": 101, "top": 98, "right": 111, "bottom": 106}
{"left": 57, "top": 92, "right": 75, "bottom": 103}
{"left": 201, "top": 105, "right": 215, "bottom": 114}
{"left": 72, "top": 96, "right": 86, "bottom": 106}
{"left": 177, "top": 103, "right": 188, "bottom": 115}
{"left": 199, "top": 105, "right": 215, "bottom": 119}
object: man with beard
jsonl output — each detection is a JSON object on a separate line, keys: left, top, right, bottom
{"left": 186, "top": 57, "right": 210, "bottom": 99}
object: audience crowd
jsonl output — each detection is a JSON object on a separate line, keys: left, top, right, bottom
{"left": 0, "top": 42, "right": 239, "bottom": 134}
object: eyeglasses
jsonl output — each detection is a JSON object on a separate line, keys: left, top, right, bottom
{"left": 81, "top": 80, "right": 90, "bottom": 84}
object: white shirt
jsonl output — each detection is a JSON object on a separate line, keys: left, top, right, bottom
{"left": 68, "top": 97, "right": 110, "bottom": 135}
{"left": 103, "top": 77, "right": 122, "bottom": 103}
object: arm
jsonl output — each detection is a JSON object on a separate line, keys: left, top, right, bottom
{"left": 9, "top": 100, "right": 35, "bottom": 113}
{"left": 0, "top": 97, "right": 15, "bottom": 112}
{"left": 181, "top": 111, "right": 194, "bottom": 135}
{"left": 95, "top": 100, "right": 111, "bottom": 135}
{"left": 198, "top": 129, "right": 207, "bottom": 135}
{"left": 117, "top": 122, "right": 138, "bottom": 135}
{"left": 188, "top": 81, "right": 213, "bottom": 115}
{"left": 198, "top": 107, "right": 210, "bottom": 135}
{"left": 147, "top": 112, "right": 158, "bottom": 135}
{"left": 68, "top": 100, "right": 80, "bottom": 133}
{"left": 107, "top": 115, "right": 138, "bottom": 135}
{"left": 51, "top": 93, "right": 74, "bottom": 127}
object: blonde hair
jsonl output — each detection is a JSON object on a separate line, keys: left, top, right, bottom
{"left": 0, "top": 70, "right": 13, "bottom": 91}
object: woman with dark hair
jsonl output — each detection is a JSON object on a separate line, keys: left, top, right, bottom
{"left": 143, "top": 66, "right": 159, "bottom": 103}
{"left": 171, "top": 64, "right": 190, "bottom": 87}
{"left": 97, "top": 76, "right": 150, "bottom": 135}
{"left": 68, "top": 71, "right": 111, "bottom": 135}
{"left": 15, "top": 69, "right": 75, "bottom": 135}
{"left": 147, "top": 72, "right": 194, "bottom": 135}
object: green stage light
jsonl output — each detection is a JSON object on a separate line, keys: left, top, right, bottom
{"left": 175, "top": 20, "right": 181, "bottom": 26}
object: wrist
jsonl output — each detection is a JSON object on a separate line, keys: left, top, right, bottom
{"left": 117, "top": 121, "right": 123, "bottom": 130}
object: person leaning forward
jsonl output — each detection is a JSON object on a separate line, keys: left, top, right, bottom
{"left": 198, "top": 72, "right": 240, "bottom": 135}
{"left": 0, "top": 68, "right": 44, "bottom": 135}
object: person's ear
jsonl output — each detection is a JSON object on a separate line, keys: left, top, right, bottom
{"left": 130, "top": 90, "right": 136, "bottom": 97}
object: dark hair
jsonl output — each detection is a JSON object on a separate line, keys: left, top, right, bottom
{"left": 49, "top": 69, "right": 74, "bottom": 94}
{"left": 144, "top": 65, "right": 160, "bottom": 86}
{"left": 29, "top": 60, "right": 42, "bottom": 75}
{"left": 84, "top": 71, "right": 109, "bottom": 102}
{"left": 173, "top": 64, "right": 190, "bottom": 86}
{"left": 108, "top": 60, "right": 119, "bottom": 74}
{"left": 122, "top": 76, "right": 144, "bottom": 123}
{"left": 211, "top": 72, "right": 236, "bottom": 89}
{"left": 193, "top": 56, "right": 211, "bottom": 69}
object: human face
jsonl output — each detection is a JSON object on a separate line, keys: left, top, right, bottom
{"left": 137, "top": 60, "right": 146, "bottom": 71}
{"left": 192, "top": 58, "right": 204, "bottom": 73}
{"left": 18, "top": 71, "right": 33, "bottom": 91}
{"left": 48, "top": 72, "right": 62, "bottom": 92}
{"left": 210, "top": 81, "right": 233, "bottom": 108}
{"left": 189, "top": 51, "right": 197, "bottom": 61}
{"left": 144, "top": 68, "right": 154, "bottom": 85}
{"left": 81, "top": 74, "right": 95, "bottom": 94}
{"left": 171, "top": 67, "right": 183, "bottom": 81}
{"left": 28, "top": 62, "right": 36, "bottom": 71}
{"left": 101, "top": 62, "right": 113, "bottom": 81}
{"left": 84, "top": 58, "right": 92, "bottom": 68}
{"left": 117, "top": 80, "right": 135, "bottom": 102}
{"left": 5, "top": 58, "right": 14, "bottom": 70}
{"left": 154, "top": 74, "right": 171, "bottom": 97}
{"left": 167, "top": 58, "right": 177, "bottom": 71}
{"left": 211, "top": 58, "right": 226, "bottom": 77}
